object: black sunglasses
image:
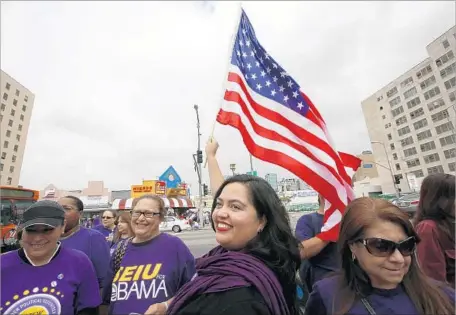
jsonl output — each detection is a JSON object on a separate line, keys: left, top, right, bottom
{"left": 355, "top": 236, "right": 416, "bottom": 257}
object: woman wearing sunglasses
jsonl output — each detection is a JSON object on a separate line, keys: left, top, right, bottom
{"left": 305, "top": 197, "right": 454, "bottom": 315}
{"left": 1, "top": 200, "right": 101, "bottom": 315}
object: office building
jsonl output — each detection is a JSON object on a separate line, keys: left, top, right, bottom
{"left": 361, "top": 26, "right": 456, "bottom": 194}
{"left": 353, "top": 151, "right": 380, "bottom": 182}
{"left": 265, "top": 173, "right": 278, "bottom": 191}
{"left": 0, "top": 70, "right": 35, "bottom": 186}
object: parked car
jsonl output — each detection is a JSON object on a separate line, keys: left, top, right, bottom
{"left": 395, "top": 192, "right": 420, "bottom": 217}
{"left": 159, "top": 216, "right": 191, "bottom": 233}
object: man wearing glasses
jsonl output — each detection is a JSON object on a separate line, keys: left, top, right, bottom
{"left": 59, "top": 196, "right": 110, "bottom": 289}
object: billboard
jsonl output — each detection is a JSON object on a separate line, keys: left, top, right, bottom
{"left": 131, "top": 180, "right": 166, "bottom": 198}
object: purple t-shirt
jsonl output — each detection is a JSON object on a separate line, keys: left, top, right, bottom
{"left": 306, "top": 275, "right": 456, "bottom": 314}
{"left": 0, "top": 246, "right": 101, "bottom": 315}
{"left": 60, "top": 226, "right": 110, "bottom": 288}
{"left": 102, "top": 233, "right": 196, "bottom": 315}
{"left": 93, "top": 225, "right": 115, "bottom": 242}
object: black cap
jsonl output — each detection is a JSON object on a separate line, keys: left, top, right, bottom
{"left": 19, "top": 200, "right": 65, "bottom": 230}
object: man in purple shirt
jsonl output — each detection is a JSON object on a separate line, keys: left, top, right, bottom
{"left": 58, "top": 196, "right": 110, "bottom": 289}
{"left": 295, "top": 194, "right": 339, "bottom": 287}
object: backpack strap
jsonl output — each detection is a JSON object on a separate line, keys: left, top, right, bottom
{"left": 113, "top": 237, "right": 132, "bottom": 276}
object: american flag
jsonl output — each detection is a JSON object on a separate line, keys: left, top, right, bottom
{"left": 216, "top": 9, "right": 361, "bottom": 241}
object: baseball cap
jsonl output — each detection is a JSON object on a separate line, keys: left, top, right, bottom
{"left": 19, "top": 200, "right": 65, "bottom": 230}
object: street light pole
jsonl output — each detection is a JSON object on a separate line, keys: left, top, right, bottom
{"left": 249, "top": 154, "right": 254, "bottom": 173}
{"left": 193, "top": 104, "right": 203, "bottom": 226}
{"left": 230, "top": 163, "right": 236, "bottom": 175}
{"left": 371, "top": 141, "right": 400, "bottom": 199}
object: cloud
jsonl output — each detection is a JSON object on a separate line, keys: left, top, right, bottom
{"left": 1, "top": 1, "right": 454, "bottom": 192}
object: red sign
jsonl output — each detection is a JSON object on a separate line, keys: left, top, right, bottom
{"left": 155, "top": 181, "right": 166, "bottom": 195}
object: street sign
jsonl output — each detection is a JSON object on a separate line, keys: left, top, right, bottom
{"left": 246, "top": 170, "right": 258, "bottom": 176}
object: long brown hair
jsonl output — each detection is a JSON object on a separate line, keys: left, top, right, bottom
{"left": 113, "top": 212, "right": 134, "bottom": 243}
{"left": 414, "top": 173, "right": 455, "bottom": 243}
{"left": 334, "top": 197, "right": 454, "bottom": 315}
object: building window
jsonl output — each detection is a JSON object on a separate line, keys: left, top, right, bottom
{"left": 406, "top": 97, "right": 421, "bottom": 109}
{"left": 395, "top": 116, "right": 407, "bottom": 126}
{"left": 395, "top": 164, "right": 401, "bottom": 171}
{"left": 6, "top": 177, "right": 12, "bottom": 185}
{"left": 13, "top": 144, "right": 18, "bottom": 152}
{"left": 436, "top": 121, "right": 454, "bottom": 135}
{"left": 435, "top": 50, "right": 454, "bottom": 67}
{"left": 427, "top": 98, "right": 445, "bottom": 111}
{"left": 450, "top": 91, "right": 456, "bottom": 102}
{"left": 8, "top": 119, "right": 12, "bottom": 127}
{"left": 6, "top": 130, "right": 11, "bottom": 137}
{"left": 403, "top": 147, "right": 417, "bottom": 157}
{"left": 417, "top": 129, "right": 432, "bottom": 141}
{"left": 12, "top": 99, "right": 17, "bottom": 106}
{"left": 431, "top": 109, "right": 449, "bottom": 123}
{"left": 410, "top": 108, "right": 424, "bottom": 120}
{"left": 443, "top": 40, "right": 450, "bottom": 49}
{"left": 440, "top": 134, "right": 456, "bottom": 147}
{"left": 1, "top": 152, "right": 6, "bottom": 159}
{"left": 392, "top": 106, "right": 404, "bottom": 117}
{"left": 427, "top": 165, "right": 444, "bottom": 174}
{"left": 390, "top": 143, "right": 395, "bottom": 150}
{"left": 22, "top": 105, "right": 27, "bottom": 112}
{"left": 18, "top": 124, "right": 22, "bottom": 131}
{"left": 449, "top": 162, "right": 456, "bottom": 172}
{"left": 387, "top": 133, "right": 392, "bottom": 140}
{"left": 382, "top": 115, "right": 386, "bottom": 119}
{"left": 20, "top": 114, "right": 24, "bottom": 121}
{"left": 406, "top": 158, "right": 420, "bottom": 168}
{"left": 400, "top": 136, "right": 414, "bottom": 147}
{"left": 5, "top": 83, "right": 10, "bottom": 90}
{"left": 444, "top": 77, "right": 456, "bottom": 90}
{"left": 400, "top": 77, "right": 413, "bottom": 88}
{"left": 11, "top": 155, "right": 16, "bottom": 163}
{"left": 10, "top": 109, "right": 15, "bottom": 116}
{"left": 16, "top": 134, "right": 21, "bottom": 141}
{"left": 413, "top": 118, "right": 428, "bottom": 131}
{"left": 3, "top": 93, "right": 8, "bottom": 101}
{"left": 0, "top": 103, "right": 5, "bottom": 111}
{"left": 424, "top": 153, "right": 440, "bottom": 164}
{"left": 420, "top": 141, "right": 436, "bottom": 152}
{"left": 387, "top": 87, "right": 398, "bottom": 98}
{"left": 393, "top": 153, "right": 398, "bottom": 160}
{"left": 3, "top": 141, "right": 8, "bottom": 148}
{"left": 0, "top": 163, "right": 3, "bottom": 171}
{"left": 24, "top": 95, "right": 28, "bottom": 102}
{"left": 9, "top": 166, "right": 14, "bottom": 173}
{"left": 419, "top": 75, "right": 436, "bottom": 90}
{"left": 411, "top": 169, "right": 424, "bottom": 178}
{"left": 389, "top": 96, "right": 401, "bottom": 107}
{"left": 440, "top": 62, "right": 456, "bottom": 79}
{"left": 423, "top": 86, "right": 441, "bottom": 100}
{"left": 416, "top": 64, "right": 433, "bottom": 79}
{"left": 403, "top": 87, "right": 417, "bottom": 100}
{"left": 385, "top": 123, "right": 391, "bottom": 129}
{"left": 15, "top": 89, "right": 19, "bottom": 96}
{"left": 444, "top": 148, "right": 456, "bottom": 159}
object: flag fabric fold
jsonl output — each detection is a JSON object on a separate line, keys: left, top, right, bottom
{"left": 216, "top": 9, "right": 360, "bottom": 241}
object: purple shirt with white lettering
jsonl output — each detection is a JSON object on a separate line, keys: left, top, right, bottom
{"left": 102, "top": 233, "right": 196, "bottom": 315}
{"left": 60, "top": 226, "right": 110, "bottom": 288}
{"left": 0, "top": 246, "right": 101, "bottom": 315}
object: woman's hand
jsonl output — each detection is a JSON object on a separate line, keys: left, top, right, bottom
{"left": 144, "top": 302, "right": 167, "bottom": 315}
{"left": 205, "top": 137, "right": 219, "bottom": 159}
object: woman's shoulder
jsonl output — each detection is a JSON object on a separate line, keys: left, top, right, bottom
{"left": 59, "top": 245, "right": 93, "bottom": 263}
{"left": 313, "top": 274, "right": 341, "bottom": 293}
{"left": 180, "top": 286, "right": 270, "bottom": 315}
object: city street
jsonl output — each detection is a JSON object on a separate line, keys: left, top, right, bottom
{"left": 174, "top": 212, "right": 305, "bottom": 257}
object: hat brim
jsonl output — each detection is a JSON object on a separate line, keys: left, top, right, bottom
{"left": 19, "top": 218, "right": 63, "bottom": 230}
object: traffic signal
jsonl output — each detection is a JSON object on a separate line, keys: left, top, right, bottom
{"left": 196, "top": 150, "right": 203, "bottom": 164}
{"left": 203, "top": 184, "right": 208, "bottom": 196}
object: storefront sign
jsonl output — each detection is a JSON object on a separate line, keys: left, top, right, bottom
{"left": 131, "top": 180, "right": 167, "bottom": 198}
{"left": 167, "top": 188, "right": 187, "bottom": 197}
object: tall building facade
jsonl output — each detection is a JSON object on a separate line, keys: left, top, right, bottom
{"left": 361, "top": 26, "right": 456, "bottom": 194}
{"left": 0, "top": 70, "right": 35, "bottom": 186}
{"left": 353, "top": 150, "right": 380, "bottom": 182}
{"left": 265, "top": 173, "right": 278, "bottom": 191}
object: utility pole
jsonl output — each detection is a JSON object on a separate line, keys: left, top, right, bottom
{"left": 249, "top": 154, "right": 254, "bottom": 173}
{"left": 193, "top": 104, "right": 204, "bottom": 226}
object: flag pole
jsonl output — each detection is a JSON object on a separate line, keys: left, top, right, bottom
{"left": 204, "top": 2, "right": 243, "bottom": 168}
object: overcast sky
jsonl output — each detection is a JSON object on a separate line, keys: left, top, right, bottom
{"left": 1, "top": 1, "right": 455, "bottom": 193}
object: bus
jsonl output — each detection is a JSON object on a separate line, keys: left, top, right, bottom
{"left": 0, "top": 186, "right": 39, "bottom": 253}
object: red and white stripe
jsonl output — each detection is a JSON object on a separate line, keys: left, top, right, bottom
{"left": 111, "top": 197, "right": 194, "bottom": 210}
{"left": 217, "top": 64, "right": 361, "bottom": 241}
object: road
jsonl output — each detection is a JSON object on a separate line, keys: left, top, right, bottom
{"left": 174, "top": 212, "right": 304, "bottom": 257}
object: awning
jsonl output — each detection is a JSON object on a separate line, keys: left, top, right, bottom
{"left": 111, "top": 197, "right": 195, "bottom": 210}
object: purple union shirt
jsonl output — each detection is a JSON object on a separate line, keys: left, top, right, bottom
{"left": 102, "top": 233, "right": 196, "bottom": 315}
{"left": 1, "top": 246, "right": 101, "bottom": 315}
